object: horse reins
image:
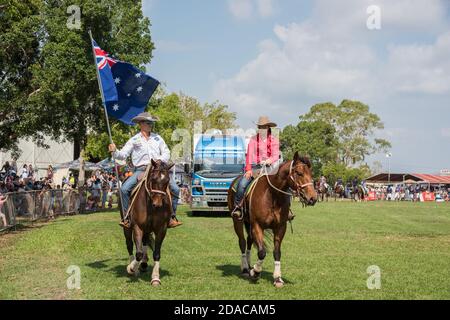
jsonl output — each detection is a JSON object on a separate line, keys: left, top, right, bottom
{"left": 262, "top": 161, "right": 314, "bottom": 200}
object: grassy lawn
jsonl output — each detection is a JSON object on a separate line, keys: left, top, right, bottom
{"left": 1, "top": 201, "right": 450, "bottom": 300}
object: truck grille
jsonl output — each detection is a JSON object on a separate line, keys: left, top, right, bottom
{"left": 205, "top": 189, "right": 228, "bottom": 194}
{"left": 207, "top": 202, "right": 228, "bottom": 207}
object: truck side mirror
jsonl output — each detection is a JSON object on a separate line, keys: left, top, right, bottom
{"left": 184, "top": 163, "right": 190, "bottom": 174}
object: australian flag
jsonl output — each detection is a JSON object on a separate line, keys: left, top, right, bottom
{"left": 92, "top": 39, "right": 160, "bottom": 125}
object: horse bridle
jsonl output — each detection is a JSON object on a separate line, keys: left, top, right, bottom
{"left": 263, "top": 160, "right": 313, "bottom": 202}
{"left": 145, "top": 168, "right": 168, "bottom": 197}
{"left": 287, "top": 160, "right": 314, "bottom": 201}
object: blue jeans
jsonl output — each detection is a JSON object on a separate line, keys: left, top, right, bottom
{"left": 235, "top": 175, "right": 253, "bottom": 206}
{"left": 121, "top": 167, "right": 180, "bottom": 218}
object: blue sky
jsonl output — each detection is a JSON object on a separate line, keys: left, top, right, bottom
{"left": 143, "top": 0, "right": 450, "bottom": 173}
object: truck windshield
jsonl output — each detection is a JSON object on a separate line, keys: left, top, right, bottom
{"left": 194, "top": 155, "right": 244, "bottom": 175}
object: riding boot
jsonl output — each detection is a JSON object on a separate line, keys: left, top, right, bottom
{"left": 119, "top": 218, "right": 131, "bottom": 229}
{"left": 168, "top": 216, "right": 183, "bottom": 228}
{"left": 231, "top": 199, "right": 245, "bottom": 220}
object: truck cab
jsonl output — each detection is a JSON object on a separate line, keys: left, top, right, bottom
{"left": 190, "top": 134, "right": 246, "bottom": 212}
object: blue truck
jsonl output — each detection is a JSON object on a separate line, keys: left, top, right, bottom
{"left": 190, "top": 133, "right": 246, "bottom": 213}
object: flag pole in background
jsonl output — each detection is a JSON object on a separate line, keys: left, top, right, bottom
{"left": 88, "top": 30, "right": 125, "bottom": 221}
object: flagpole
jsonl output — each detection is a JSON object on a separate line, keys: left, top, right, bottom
{"left": 88, "top": 30, "right": 125, "bottom": 220}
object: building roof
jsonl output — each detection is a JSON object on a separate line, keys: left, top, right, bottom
{"left": 366, "top": 173, "right": 450, "bottom": 184}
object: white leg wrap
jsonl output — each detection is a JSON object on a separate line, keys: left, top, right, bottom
{"left": 241, "top": 253, "right": 249, "bottom": 271}
{"left": 130, "top": 259, "right": 139, "bottom": 270}
{"left": 253, "top": 259, "right": 264, "bottom": 273}
{"left": 128, "top": 255, "right": 135, "bottom": 264}
{"left": 246, "top": 250, "right": 251, "bottom": 266}
{"left": 152, "top": 261, "right": 160, "bottom": 279}
{"left": 127, "top": 258, "right": 140, "bottom": 275}
{"left": 273, "top": 261, "right": 281, "bottom": 279}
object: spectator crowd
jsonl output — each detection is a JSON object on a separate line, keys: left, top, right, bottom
{"left": 0, "top": 160, "right": 121, "bottom": 228}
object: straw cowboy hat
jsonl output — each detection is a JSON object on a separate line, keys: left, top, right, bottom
{"left": 255, "top": 116, "right": 277, "bottom": 127}
{"left": 131, "top": 112, "right": 160, "bottom": 124}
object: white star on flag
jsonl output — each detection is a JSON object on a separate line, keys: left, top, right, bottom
{"left": 135, "top": 73, "right": 141, "bottom": 78}
{"left": 136, "top": 86, "right": 143, "bottom": 93}
{"left": 112, "top": 104, "right": 119, "bottom": 111}
{"left": 127, "top": 93, "right": 131, "bottom": 97}
{"left": 114, "top": 77, "right": 121, "bottom": 84}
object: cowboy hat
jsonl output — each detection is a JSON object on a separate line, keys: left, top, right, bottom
{"left": 131, "top": 112, "right": 160, "bottom": 124}
{"left": 255, "top": 116, "right": 277, "bottom": 127}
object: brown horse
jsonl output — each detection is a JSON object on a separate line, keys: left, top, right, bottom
{"left": 123, "top": 159, "right": 173, "bottom": 286}
{"left": 316, "top": 182, "right": 330, "bottom": 202}
{"left": 334, "top": 184, "right": 345, "bottom": 201}
{"left": 228, "top": 152, "right": 317, "bottom": 287}
{"left": 353, "top": 185, "right": 366, "bottom": 202}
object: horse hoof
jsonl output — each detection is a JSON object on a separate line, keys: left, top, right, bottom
{"left": 241, "top": 268, "right": 249, "bottom": 276}
{"left": 126, "top": 265, "right": 135, "bottom": 275}
{"left": 273, "top": 278, "right": 284, "bottom": 288}
{"left": 127, "top": 264, "right": 140, "bottom": 276}
{"left": 249, "top": 268, "right": 261, "bottom": 280}
{"left": 151, "top": 278, "right": 161, "bottom": 287}
{"left": 139, "top": 262, "right": 148, "bottom": 272}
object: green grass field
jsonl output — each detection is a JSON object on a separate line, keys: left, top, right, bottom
{"left": 1, "top": 201, "right": 450, "bottom": 300}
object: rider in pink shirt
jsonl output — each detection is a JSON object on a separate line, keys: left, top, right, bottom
{"left": 232, "top": 116, "right": 280, "bottom": 219}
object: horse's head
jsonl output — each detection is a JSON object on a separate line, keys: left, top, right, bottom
{"left": 287, "top": 151, "right": 317, "bottom": 206}
{"left": 147, "top": 159, "right": 174, "bottom": 208}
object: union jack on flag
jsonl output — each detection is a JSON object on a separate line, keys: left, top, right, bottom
{"left": 93, "top": 40, "right": 116, "bottom": 70}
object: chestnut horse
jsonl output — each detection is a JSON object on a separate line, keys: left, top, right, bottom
{"left": 334, "top": 184, "right": 345, "bottom": 201}
{"left": 123, "top": 159, "right": 173, "bottom": 286}
{"left": 316, "top": 182, "right": 330, "bottom": 202}
{"left": 228, "top": 152, "right": 317, "bottom": 287}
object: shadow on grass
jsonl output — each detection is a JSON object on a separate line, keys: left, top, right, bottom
{"left": 216, "top": 264, "right": 293, "bottom": 285}
{"left": 187, "top": 211, "right": 230, "bottom": 218}
{"left": 85, "top": 258, "right": 171, "bottom": 283}
{"left": 0, "top": 223, "right": 45, "bottom": 236}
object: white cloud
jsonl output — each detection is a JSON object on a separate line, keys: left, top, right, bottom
{"left": 386, "top": 32, "right": 450, "bottom": 94}
{"left": 228, "top": 0, "right": 275, "bottom": 20}
{"left": 214, "top": 0, "right": 450, "bottom": 127}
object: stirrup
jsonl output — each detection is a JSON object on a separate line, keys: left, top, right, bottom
{"left": 119, "top": 219, "right": 131, "bottom": 229}
{"left": 231, "top": 206, "right": 243, "bottom": 220}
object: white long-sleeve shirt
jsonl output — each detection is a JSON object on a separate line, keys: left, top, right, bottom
{"left": 113, "top": 132, "right": 170, "bottom": 167}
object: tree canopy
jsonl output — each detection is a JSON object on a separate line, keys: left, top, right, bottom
{"left": 281, "top": 100, "right": 391, "bottom": 179}
{"left": 85, "top": 88, "right": 237, "bottom": 161}
{"left": 0, "top": 0, "right": 42, "bottom": 157}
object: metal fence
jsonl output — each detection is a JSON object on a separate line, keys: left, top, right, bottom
{"left": 0, "top": 187, "right": 119, "bottom": 233}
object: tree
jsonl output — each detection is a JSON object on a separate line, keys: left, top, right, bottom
{"left": 23, "top": 0, "right": 154, "bottom": 184}
{"left": 0, "top": 0, "right": 42, "bottom": 157}
{"left": 84, "top": 88, "right": 237, "bottom": 160}
{"left": 322, "top": 162, "right": 372, "bottom": 185}
{"left": 301, "top": 100, "right": 391, "bottom": 166}
{"left": 281, "top": 120, "right": 338, "bottom": 177}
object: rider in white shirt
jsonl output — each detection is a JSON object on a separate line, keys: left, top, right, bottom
{"left": 108, "top": 112, "right": 182, "bottom": 229}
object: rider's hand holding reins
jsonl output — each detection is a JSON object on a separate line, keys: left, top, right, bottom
{"left": 244, "top": 170, "right": 252, "bottom": 179}
{"left": 108, "top": 143, "right": 117, "bottom": 153}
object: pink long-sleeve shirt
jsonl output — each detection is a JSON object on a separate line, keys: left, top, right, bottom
{"left": 245, "top": 133, "right": 280, "bottom": 172}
